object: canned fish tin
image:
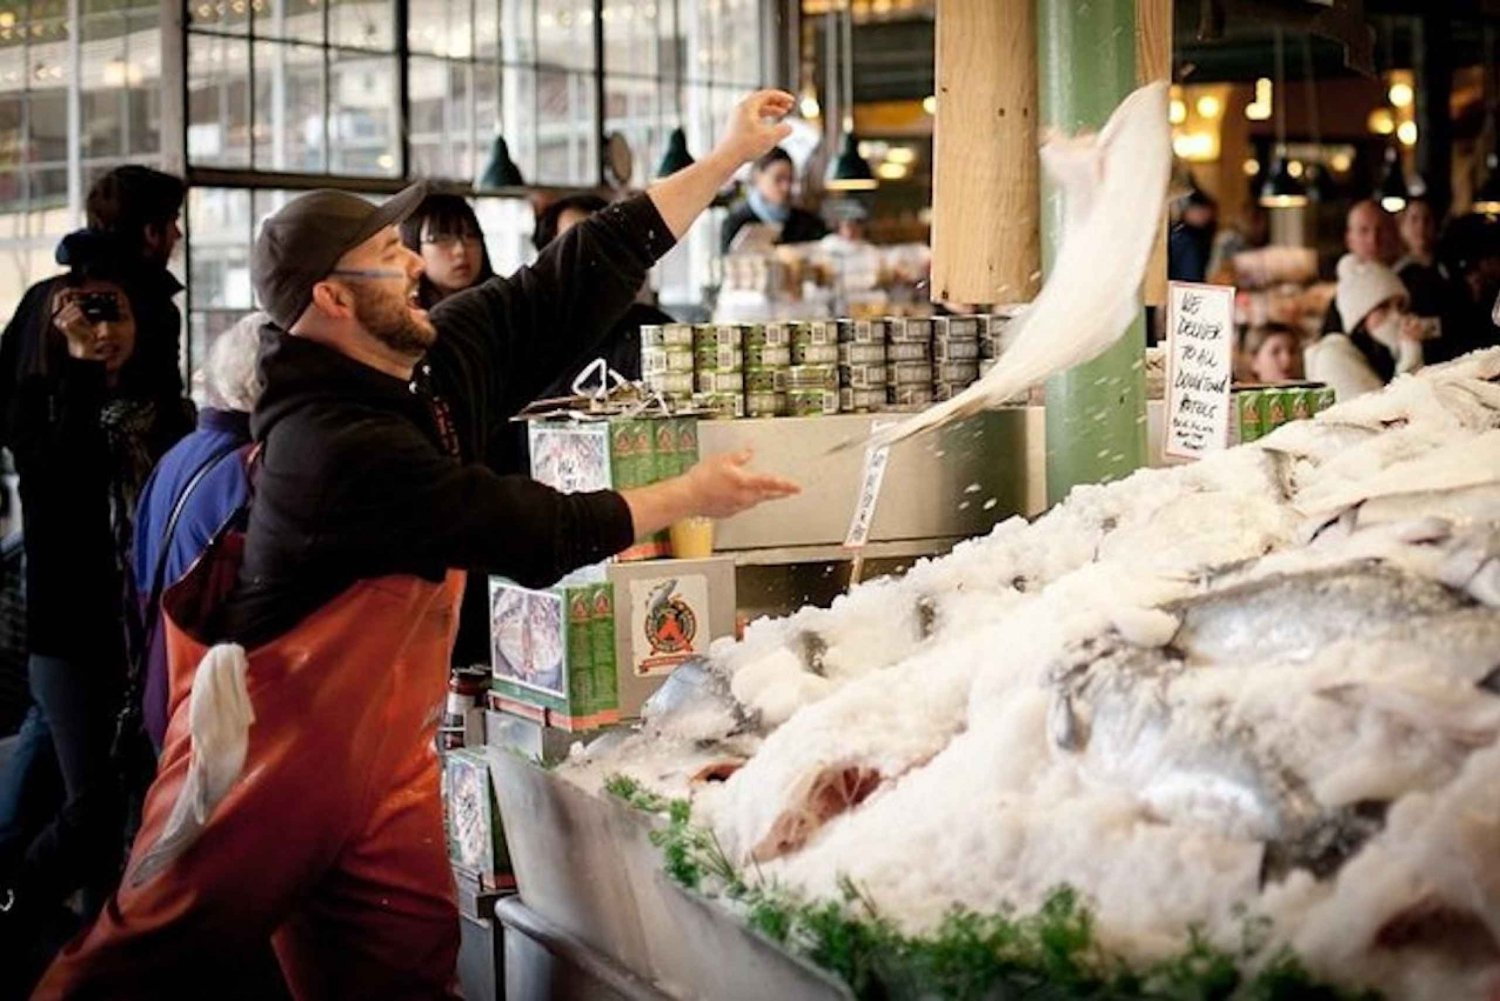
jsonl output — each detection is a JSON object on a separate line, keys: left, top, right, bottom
{"left": 886, "top": 317, "right": 933, "bottom": 343}
{"left": 1237, "top": 390, "right": 1263, "bottom": 442}
{"left": 704, "top": 370, "right": 744, "bottom": 393}
{"left": 646, "top": 371, "right": 695, "bottom": 396}
{"left": 642, "top": 347, "right": 695, "bottom": 375}
{"left": 888, "top": 385, "right": 935, "bottom": 407}
{"left": 839, "top": 363, "right": 888, "bottom": 389}
{"left": 838, "top": 342, "right": 887, "bottom": 365}
{"left": 744, "top": 367, "right": 787, "bottom": 393}
{"left": 712, "top": 324, "right": 748, "bottom": 348}
{"left": 693, "top": 392, "right": 745, "bottom": 419}
{"left": 639, "top": 324, "right": 664, "bottom": 348}
{"left": 886, "top": 341, "right": 933, "bottom": 363}
{"left": 801, "top": 320, "right": 841, "bottom": 346}
{"left": 935, "top": 338, "right": 981, "bottom": 362}
{"left": 787, "top": 364, "right": 838, "bottom": 390}
{"left": 715, "top": 345, "right": 744, "bottom": 371}
{"left": 888, "top": 361, "right": 935, "bottom": 386}
{"left": 980, "top": 334, "right": 1003, "bottom": 359}
{"left": 852, "top": 319, "right": 888, "bottom": 344}
{"left": 793, "top": 343, "right": 840, "bottom": 365}
{"left": 660, "top": 323, "right": 695, "bottom": 346}
{"left": 933, "top": 383, "right": 965, "bottom": 402}
{"left": 745, "top": 391, "right": 787, "bottom": 417}
{"left": 745, "top": 343, "right": 792, "bottom": 368}
{"left": 752, "top": 322, "right": 797, "bottom": 348}
{"left": 978, "top": 358, "right": 998, "bottom": 377}
{"left": 838, "top": 387, "right": 886, "bottom": 413}
{"left": 936, "top": 361, "right": 980, "bottom": 384}
{"left": 787, "top": 389, "right": 840, "bottom": 416}
{"left": 934, "top": 315, "right": 982, "bottom": 340}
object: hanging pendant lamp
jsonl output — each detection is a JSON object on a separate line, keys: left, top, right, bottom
{"left": 478, "top": 135, "right": 524, "bottom": 189}
{"left": 825, "top": 2, "right": 875, "bottom": 191}
{"left": 1259, "top": 28, "right": 1306, "bottom": 209}
{"left": 1377, "top": 146, "right": 1409, "bottom": 213}
{"left": 655, "top": 0, "right": 694, "bottom": 177}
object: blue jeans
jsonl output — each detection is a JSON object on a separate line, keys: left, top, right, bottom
{"left": 0, "top": 654, "right": 121, "bottom": 911}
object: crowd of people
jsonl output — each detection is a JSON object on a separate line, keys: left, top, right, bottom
{"left": 0, "top": 89, "right": 803, "bottom": 997}
{"left": 1172, "top": 189, "right": 1500, "bottom": 400}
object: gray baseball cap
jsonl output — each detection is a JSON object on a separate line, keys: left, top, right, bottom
{"left": 252, "top": 181, "right": 428, "bottom": 330}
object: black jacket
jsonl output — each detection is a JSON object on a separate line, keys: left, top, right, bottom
{"left": 220, "top": 194, "right": 675, "bottom": 647}
{"left": 720, "top": 201, "right": 828, "bottom": 253}
{"left": 0, "top": 275, "right": 192, "bottom": 660}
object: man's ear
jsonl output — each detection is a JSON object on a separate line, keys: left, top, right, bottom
{"left": 308, "top": 281, "right": 353, "bottom": 320}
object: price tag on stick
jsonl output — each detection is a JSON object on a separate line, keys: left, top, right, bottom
{"left": 845, "top": 420, "right": 897, "bottom": 584}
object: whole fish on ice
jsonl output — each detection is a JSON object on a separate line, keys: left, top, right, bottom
{"left": 868, "top": 80, "right": 1170, "bottom": 449}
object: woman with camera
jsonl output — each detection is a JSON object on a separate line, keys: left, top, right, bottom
{"left": 0, "top": 226, "right": 189, "bottom": 989}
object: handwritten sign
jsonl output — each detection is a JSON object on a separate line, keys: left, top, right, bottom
{"left": 1164, "top": 281, "right": 1235, "bottom": 460}
{"left": 845, "top": 420, "right": 897, "bottom": 549}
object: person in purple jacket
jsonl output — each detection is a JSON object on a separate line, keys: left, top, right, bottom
{"left": 130, "top": 313, "right": 265, "bottom": 751}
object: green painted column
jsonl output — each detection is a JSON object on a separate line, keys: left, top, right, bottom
{"left": 1038, "top": 0, "right": 1148, "bottom": 507}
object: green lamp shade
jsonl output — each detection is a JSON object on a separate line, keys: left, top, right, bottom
{"left": 656, "top": 127, "right": 695, "bottom": 178}
{"left": 1258, "top": 154, "right": 1307, "bottom": 209}
{"left": 479, "top": 135, "right": 524, "bottom": 189}
{"left": 826, "top": 131, "right": 877, "bottom": 191}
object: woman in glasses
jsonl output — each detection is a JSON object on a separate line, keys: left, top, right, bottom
{"left": 400, "top": 193, "right": 497, "bottom": 310}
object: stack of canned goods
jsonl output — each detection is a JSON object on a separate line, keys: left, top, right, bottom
{"left": 933, "top": 316, "right": 982, "bottom": 402}
{"left": 640, "top": 322, "right": 695, "bottom": 406}
{"left": 837, "top": 318, "right": 888, "bottom": 413}
{"left": 789, "top": 321, "right": 840, "bottom": 416}
{"left": 883, "top": 317, "right": 934, "bottom": 408}
{"left": 1234, "top": 383, "right": 1335, "bottom": 443}
{"left": 743, "top": 322, "right": 792, "bottom": 417}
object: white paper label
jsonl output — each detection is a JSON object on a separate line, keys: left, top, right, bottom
{"left": 1164, "top": 281, "right": 1236, "bottom": 460}
{"left": 845, "top": 420, "right": 897, "bottom": 549}
{"left": 629, "top": 573, "right": 711, "bottom": 677}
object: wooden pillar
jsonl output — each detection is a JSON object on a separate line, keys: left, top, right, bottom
{"left": 1414, "top": 15, "right": 1453, "bottom": 216}
{"left": 930, "top": 0, "right": 1039, "bottom": 307}
{"left": 1136, "top": 0, "right": 1171, "bottom": 306}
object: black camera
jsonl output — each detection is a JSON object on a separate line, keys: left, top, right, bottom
{"left": 76, "top": 291, "right": 122, "bottom": 323}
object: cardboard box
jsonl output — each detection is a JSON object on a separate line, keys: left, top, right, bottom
{"left": 607, "top": 556, "right": 736, "bottom": 718}
{"left": 488, "top": 569, "right": 621, "bottom": 731}
{"left": 443, "top": 747, "right": 511, "bottom": 885}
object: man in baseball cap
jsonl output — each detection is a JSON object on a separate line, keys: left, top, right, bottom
{"left": 39, "top": 89, "right": 800, "bottom": 998}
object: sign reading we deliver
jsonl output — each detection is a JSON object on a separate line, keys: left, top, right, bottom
{"left": 1164, "top": 281, "right": 1236, "bottom": 460}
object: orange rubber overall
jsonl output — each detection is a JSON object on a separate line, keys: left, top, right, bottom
{"left": 35, "top": 530, "right": 466, "bottom": 1000}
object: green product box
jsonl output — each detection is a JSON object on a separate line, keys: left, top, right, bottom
{"left": 488, "top": 570, "right": 616, "bottom": 731}
{"left": 1261, "top": 388, "right": 1292, "bottom": 433}
{"left": 589, "top": 584, "right": 619, "bottom": 714}
{"left": 1290, "top": 387, "right": 1314, "bottom": 422}
{"left": 1237, "top": 389, "right": 1263, "bottom": 443}
{"left": 1314, "top": 386, "right": 1336, "bottom": 413}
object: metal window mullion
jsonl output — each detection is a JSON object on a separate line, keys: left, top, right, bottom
{"left": 395, "top": 0, "right": 409, "bottom": 177}
{"left": 321, "top": 0, "right": 329, "bottom": 169}
{"left": 591, "top": 0, "right": 602, "bottom": 186}
{"left": 66, "top": 0, "right": 80, "bottom": 224}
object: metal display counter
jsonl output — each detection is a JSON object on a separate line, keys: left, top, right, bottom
{"left": 488, "top": 750, "right": 852, "bottom": 1001}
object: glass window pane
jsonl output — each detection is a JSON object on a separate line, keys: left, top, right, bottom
{"left": 605, "top": 73, "right": 662, "bottom": 189}
{"left": 188, "top": 33, "right": 251, "bottom": 167}
{"left": 604, "top": 0, "right": 662, "bottom": 77}
{"left": 329, "top": 0, "right": 394, "bottom": 51}
{"left": 407, "top": 0, "right": 470, "bottom": 57}
{"left": 27, "top": 89, "right": 67, "bottom": 166}
{"left": 188, "top": 187, "right": 254, "bottom": 311}
{"left": 533, "top": 68, "right": 597, "bottom": 186}
{"left": 498, "top": 0, "right": 536, "bottom": 63}
{"left": 253, "top": 41, "right": 326, "bottom": 171}
{"left": 255, "top": 0, "right": 324, "bottom": 45}
{"left": 187, "top": 0, "right": 251, "bottom": 35}
{"left": 536, "top": 0, "right": 595, "bottom": 72}
{"left": 328, "top": 52, "right": 399, "bottom": 175}
{"left": 410, "top": 57, "right": 475, "bottom": 180}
